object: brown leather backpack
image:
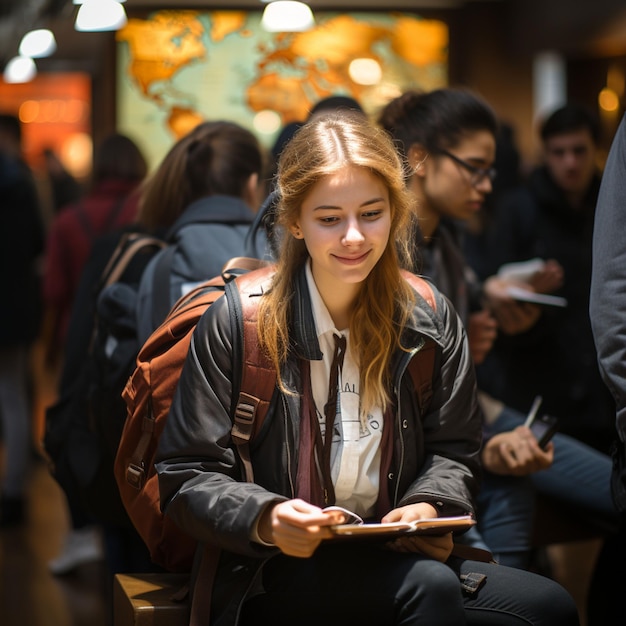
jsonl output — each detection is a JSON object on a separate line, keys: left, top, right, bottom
{"left": 114, "top": 260, "right": 275, "bottom": 572}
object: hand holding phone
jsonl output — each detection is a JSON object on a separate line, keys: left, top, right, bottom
{"left": 527, "top": 413, "right": 559, "bottom": 449}
{"left": 523, "top": 396, "right": 558, "bottom": 449}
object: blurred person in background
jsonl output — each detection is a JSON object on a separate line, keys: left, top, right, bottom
{"left": 378, "top": 88, "right": 624, "bottom": 625}
{"left": 41, "top": 147, "right": 83, "bottom": 216}
{"left": 41, "top": 133, "right": 147, "bottom": 368}
{"left": 48, "top": 119, "right": 266, "bottom": 579}
{"left": 462, "top": 103, "right": 615, "bottom": 455}
{"left": 0, "top": 114, "right": 45, "bottom": 527}
{"left": 41, "top": 132, "right": 147, "bottom": 575}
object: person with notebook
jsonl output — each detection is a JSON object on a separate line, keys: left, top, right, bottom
{"left": 155, "top": 111, "right": 579, "bottom": 625}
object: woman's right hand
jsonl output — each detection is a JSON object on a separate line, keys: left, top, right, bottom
{"left": 257, "top": 498, "right": 343, "bottom": 558}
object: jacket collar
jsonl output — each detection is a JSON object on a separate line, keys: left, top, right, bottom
{"left": 292, "top": 265, "right": 324, "bottom": 361}
{"left": 166, "top": 194, "right": 255, "bottom": 240}
{"left": 289, "top": 264, "right": 444, "bottom": 362}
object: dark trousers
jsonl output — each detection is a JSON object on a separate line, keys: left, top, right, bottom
{"left": 240, "top": 543, "right": 579, "bottom": 626}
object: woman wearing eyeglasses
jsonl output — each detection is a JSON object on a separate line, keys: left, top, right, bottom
{"left": 378, "top": 88, "right": 620, "bottom": 618}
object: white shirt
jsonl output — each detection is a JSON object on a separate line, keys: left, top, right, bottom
{"left": 305, "top": 262, "right": 382, "bottom": 518}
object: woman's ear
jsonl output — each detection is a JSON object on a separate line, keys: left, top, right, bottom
{"left": 289, "top": 223, "right": 304, "bottom": 239}
{"left": 408, "top": 145, "right": 429, "bottom": 177}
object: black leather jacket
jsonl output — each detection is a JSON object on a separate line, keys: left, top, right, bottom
{"left": 156, "top": 265, "right": 483, "bottom": 624}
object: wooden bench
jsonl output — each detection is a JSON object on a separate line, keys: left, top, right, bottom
{"left": 113, "top": 572, "right": 190, "bottom": 626}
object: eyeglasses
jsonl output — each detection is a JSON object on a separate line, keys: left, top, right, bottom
{"left": 439, "top": 149, "right": 497, "bottom": 187}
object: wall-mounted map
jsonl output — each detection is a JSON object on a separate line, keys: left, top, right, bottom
{"left": 117, "top": 10, "right": 448, "bottom": 170}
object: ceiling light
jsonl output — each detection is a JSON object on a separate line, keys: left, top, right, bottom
{"left": 75, "top": 0, "right": 128, "bottom": 32}
{"left": 73, "top": 0, "right": 126, "bottom": 3}
{"left": 261, "top": 1, "right": 315, "bottom": 33}
{"left": 18, "top": 29, "right": 57, "bottom": 58}
{"left": 3, "top": 56, "right": 37, "bottom": 83}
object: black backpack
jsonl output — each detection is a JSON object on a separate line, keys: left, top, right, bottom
{"left": 43, "top": 231, "right": 167, "bottom": 526}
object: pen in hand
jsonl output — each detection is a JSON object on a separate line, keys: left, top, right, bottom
{"left": 523, "top": 395, "right": 542, "bottom": 428}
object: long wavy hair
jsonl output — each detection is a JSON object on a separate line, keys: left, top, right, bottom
{"left": 259, "top": 113, "right": 417, "bottom": 415}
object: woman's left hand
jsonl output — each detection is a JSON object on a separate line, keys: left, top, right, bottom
{"left": 381, "top": 503, "right": 454, "bottom": 562}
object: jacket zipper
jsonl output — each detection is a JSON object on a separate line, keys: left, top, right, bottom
{"left": 282, "top": 393, "right": 296, "bottom": 498}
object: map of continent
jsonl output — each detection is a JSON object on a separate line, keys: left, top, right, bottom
{"left": 116, "top": 10, "right": 447, "bottom": 170}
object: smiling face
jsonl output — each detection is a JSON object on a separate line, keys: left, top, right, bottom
{"left": 412, "top": 129, "right": 496, "bottom": 236}
{"left": 291, "top": 164, "right": 391, "bottom": 307}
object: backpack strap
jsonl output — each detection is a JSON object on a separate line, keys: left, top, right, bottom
{"left": 226, "top": 265, "right": 277, "bottom": 483}
{"left": 150, "top": 245, "right": 177, "bottom": 329}
{"left": 99, "top": 232, "right": 166, "bottom": 290}
{"left": 188, "top": 264, "right": 274, "bottom": 626}
{"left": 402, "top": 272, "right": 438, "bottom": 415}
{"left": 402, "top": 270, "right": 437, "bottom": 311}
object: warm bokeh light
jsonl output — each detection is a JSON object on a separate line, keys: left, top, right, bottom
{"left": 253, "top": 109, "right": 282, "bottom": 135}
{"left": 61, "top": 132, "right": 93, "bottom": 179}
{"left": 64, "top": 98, "right": 87, "bottom": 124}
{"left": 0, "top": 72, "right": 91, "bottom": 171}
{"left": 19, "top": 100, "right": 40, "bottom": 124}
{"left": 599, "top": 87, "right": 619, "bottom": 112}
{"left": 349, "top": 58, "right": 382, "bottom": 86}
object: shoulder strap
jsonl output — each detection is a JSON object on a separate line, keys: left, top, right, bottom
{"left": 150, "top": 245, "right": 176, "bottom": 330}
{"left": 402, "top": 270, "right": 437, "bottom": 311}
{"left": 99, "top": 232, "right": 166, "bottom": 291}
{"left": 402, "top": 271, "right": 438, "bottom": 415}
{"left": 226, "top": 265, "right": 276, "bottom": 483}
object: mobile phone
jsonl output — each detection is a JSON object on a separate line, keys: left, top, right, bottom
{"left": 528, "top": 413, "right": 559, "bottom": 449}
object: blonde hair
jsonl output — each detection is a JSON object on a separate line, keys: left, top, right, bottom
{"left": 259, "top": 113, "right": 417, "bottom": 415}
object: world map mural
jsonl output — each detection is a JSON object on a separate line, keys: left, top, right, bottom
{"left": 116, "top": 10, "right": 448, "bottom": 170}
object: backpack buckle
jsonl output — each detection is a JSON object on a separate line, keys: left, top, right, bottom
{"left": 231, "top": 393, "right": 259, "bottom": 444}
{"left": 126, "top": 463, "right": 146, "bottom": 490}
